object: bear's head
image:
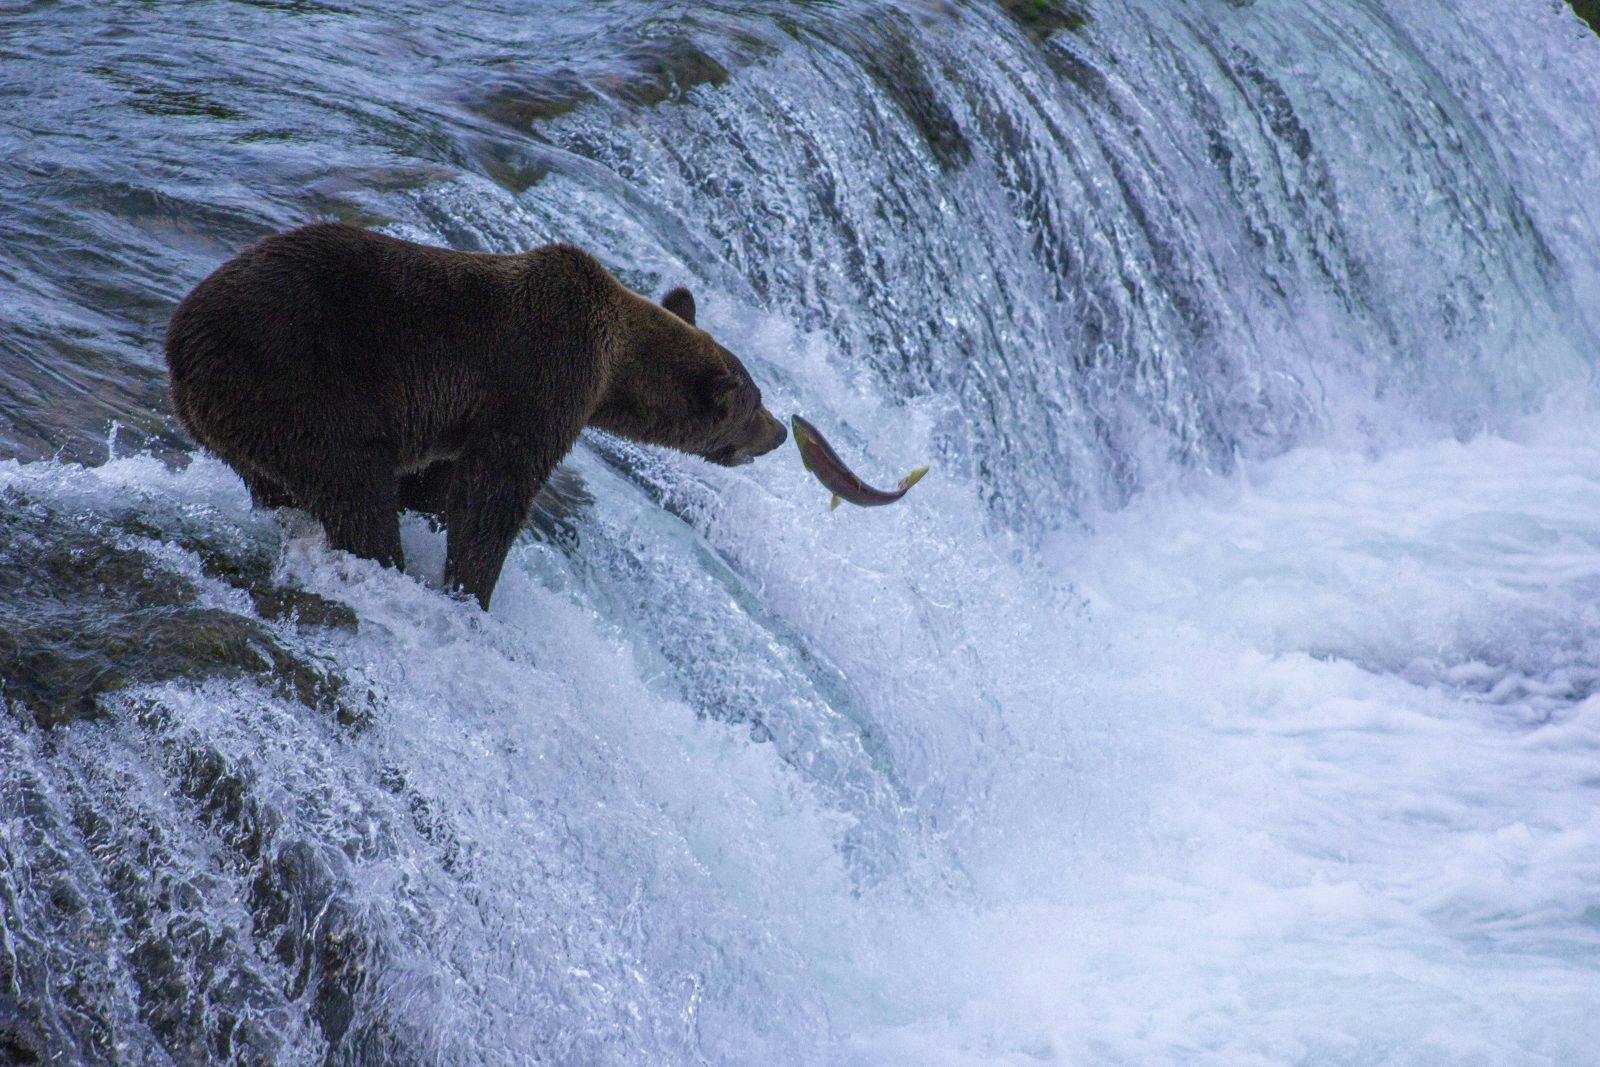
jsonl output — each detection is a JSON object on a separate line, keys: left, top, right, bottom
{"left": 591, "top": 286, "right": 787, "bottom": 467}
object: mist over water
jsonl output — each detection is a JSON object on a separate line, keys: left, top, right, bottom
{"left": 3, "top": 0, "right": 1600, "bottom": 1062}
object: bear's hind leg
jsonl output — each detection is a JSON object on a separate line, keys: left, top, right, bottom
{"left": 286, "top": 455, "right": 405, "bottom": 572}
{"left": 240, "top": 464, "right": 296, "bottom": 511}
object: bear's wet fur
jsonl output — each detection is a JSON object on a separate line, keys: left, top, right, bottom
{"left": 167, "top": 222, "right": 786, "bottom": 608}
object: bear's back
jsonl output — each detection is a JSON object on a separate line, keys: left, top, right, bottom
{"left": 168, "top": 223, "right": 526, "bottom": 381}
{"left": 166, "top": 223, "right": 618, "bottom": 459}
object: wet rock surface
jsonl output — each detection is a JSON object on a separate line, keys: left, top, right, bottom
{"left": 0, "top": 489, "right": 353, "bottom": 729}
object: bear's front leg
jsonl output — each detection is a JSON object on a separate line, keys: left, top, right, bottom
{"left": 441, "top": 441, "right": 559, "bottom": 609}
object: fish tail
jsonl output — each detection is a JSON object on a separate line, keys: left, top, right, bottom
{"left": 829, "top": 494, "right": 842, "bottom": 511}
{"left": 898, "top": 466, "right": 929, "bottom": 491}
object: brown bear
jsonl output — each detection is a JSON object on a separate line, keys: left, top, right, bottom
{"left": 166, "top": 222, "right": 786, "bottom": 608}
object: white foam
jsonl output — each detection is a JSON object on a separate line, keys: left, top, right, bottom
{"left": 8, "top": 407, "right": 1600, "bottom": 1063}
{"left": 840, "top": 422, "right": 1600, "bottom": 1063}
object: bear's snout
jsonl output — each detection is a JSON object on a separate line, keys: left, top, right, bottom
{"left": 740, "top": 409, "right": 787, "bottom": 462}
{"left": 711, "top": 408, "right": 786, "bottom": 466}
{"left": 750, "top": 410, "right": 787, "bottom": 455}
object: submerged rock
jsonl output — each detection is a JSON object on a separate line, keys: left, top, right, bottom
{"left": 998, "top": 0, "right": 1089, "bottom": 42}
{"left": 461, "top": 38, "right": 730, "bottom": 135}
{"left": 1571, "top": 1, "right": 1599, "bottom": 34}
{"left": 0, "top": 489, "right": 353, "bottom": 728}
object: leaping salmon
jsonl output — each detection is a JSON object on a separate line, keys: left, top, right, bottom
{"left": 790, "top": 415, "right": 928, "bottom": 510}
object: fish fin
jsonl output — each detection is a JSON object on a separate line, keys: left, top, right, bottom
{"left": 829, "top": 494, "right": 842, "bottom": 511}
{"left": 898, "top": 466, "right": 929, "bottom": 491}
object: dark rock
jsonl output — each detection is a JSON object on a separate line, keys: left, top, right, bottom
{"left": 998, "top": 0, "right": 1089, "bottom": 42}
{"left": 1571, "top": 0, "right": 1599, "bottom": 34}
{"left": 0, "top": 996, "right": 46, "bottom": 1065}
{"left": 860, "top": 20, "right": 973, "bottom": 171}
{"left": 0, "top": 489, "right": 351, "bottom": 728}
{"left": 462, "top": 39, "right": 729, "bottom": 136}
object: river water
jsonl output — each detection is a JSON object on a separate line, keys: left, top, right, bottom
{"left": 3, "top": 1, "right": 1600, "bottom": 1062}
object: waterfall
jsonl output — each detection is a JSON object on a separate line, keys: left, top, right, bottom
{"left": 2, "top": 1, "right": 1599, "bottom": 1061}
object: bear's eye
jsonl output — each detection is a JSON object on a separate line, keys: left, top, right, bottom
{"left": 704, "top": 371, "right": 742, "bottom": 417}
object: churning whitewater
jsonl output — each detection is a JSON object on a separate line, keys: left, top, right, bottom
{"left": 2, "top": 0, "right": 1600, "bottom": 1063}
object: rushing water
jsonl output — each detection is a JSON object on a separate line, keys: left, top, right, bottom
{"left": 3, "top": 0, "right": 1600, "bottom": 1062}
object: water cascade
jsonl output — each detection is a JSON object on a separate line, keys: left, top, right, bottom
{"left": 2, "top": 1, "right": 1599, "bottom": 1060}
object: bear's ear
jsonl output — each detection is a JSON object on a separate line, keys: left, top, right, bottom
{"left": 661, "top": 287, "right": 696, "bottom": 326}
